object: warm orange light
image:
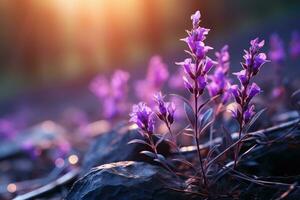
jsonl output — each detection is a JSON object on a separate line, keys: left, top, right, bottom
{"left": 68, "top": 154, "right": 79, "bottom": 165}
{"left": 7, "top": 183, "right": 17, "bottom": 193}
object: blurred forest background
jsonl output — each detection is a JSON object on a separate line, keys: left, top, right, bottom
{"left": 0, "top": 0, "right": 299, "bottom": 121}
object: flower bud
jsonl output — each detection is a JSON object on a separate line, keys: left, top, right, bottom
{"left": 233, "top": 70, "right": 248, "bottom": 86}
{"left": 247, "top": 82, "right": 261, "bottom": 100}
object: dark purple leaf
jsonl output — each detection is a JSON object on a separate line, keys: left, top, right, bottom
{"left": 184, "top": 102, "right": 195, "bottom": 127}
{"left": 140, "top": 151, "right": 156, "bottom": 158}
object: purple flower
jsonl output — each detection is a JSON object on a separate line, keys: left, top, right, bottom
{"left": 147, "top": 56, "right": 169, "bottom": 88}
{"left": 153, "top": 92, "right": 176, "bottom": 125}
{"left": 215, "top": 45, "right": 230, "bottom": 72}
{"left": 207, "top": 46, "right": 232, "bottom": 104}
{"left": 202, "top": 57, "right": 216, "bottom": 74}
{"left": 135, "top": 56, "right": 169, "bottom": 102}
{"left": 180, "top": 58, "right": 196, "bottom": 79}
{"left": 191, "top": 10, "right": 201, "bottom": 28}
{"left": 90, "top": 69, "right": 130, "bottom": 119}
{"left": 196, "top": 75, "right": 207, "bottom": 94}
{"left": 253, "top": 53, "right": 268, "bottom": 74}
{"left": 194, "top": 42, "right": 213, "bottom": 60}
{"left": 243, "top": 105, "right": 255, "bottom": 123}
{"left": 268, "top": 33, "right": 285, "bottom": 64}
{"left": 111, "top": 70, "right": 130, "bottom": 100}
{"left": 233, "top": 70, "right": 247, "bottom": 85}
{"left": 183, "top": 76, "right": 194, "bottom": 94}
{"left": 250, "top": 38, "right": 265, "bottom": 54}
{"left": 166, "top": 102, "right": 176, "bottom": 124}
{"left": 181, "top": 11, "right": 212, "bottom": 60}
{"left": 207, "top": 82, "right": 219, "bottom": 97}
{"left": 230, "top": 84, "right": 241, "bottom": 103}
{"left": 290, "top": 31, "right": 300, "bottom": 58}
{"left": 130, "top": 102, "right": 155, "bottom": 134}
{"left": 221, "top": 90, "right": 231, "bottom": 104}
{"left": 242, "top": 38, "right": 269, "bottom": 75}
{"left": 89, "top": 75, "right": 110, "bottom": 98}
{"left": 247, "top": 83, "right": 261, "bottom": 100}
{"left": 153, "top": 92, "right": 168, "bottom": 117}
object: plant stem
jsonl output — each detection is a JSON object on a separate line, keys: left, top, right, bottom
{"left": 194, "top": 92, "right": 208, "bottom": 189}
{"left": 233, "top": 125, "right": 243, "bottom": 168}
{"left": 166, "top": 122, "right": 174, "bottom": 142}
{"left": 233, "top": 57, "right": 252, "bottom": 168}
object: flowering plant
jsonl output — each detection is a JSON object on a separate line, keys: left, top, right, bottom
{"left": 230, "top": 38, "right": 268, "bottom": 167}
{"left": 128, "top": 10, "right": 270, "bottom": 196}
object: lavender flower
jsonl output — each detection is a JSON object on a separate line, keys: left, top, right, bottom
{"left": 178, "top": 56, "right": 213, "bottom": 97}
{"left": 215, "top": 45, "right": 230, "bottom": 72}
{"left": 290, "top": 31, "right": 300, "bottom": 58}
{"left": 247, "top": 83, "right": 261, "bottom": 99}
{"left": 230, "top": 84, "right": 241, "bottom": 104}
{"left": 130, "top": 102, "right": 155, "bottom": 134}
{"left": 243, "top": 38, "right": 268, "bottom": 75}
{"left": 231, "top": 38, "right": 268, "bottom": 168}
{"left": 243, "top": 105, "right": 255, "bottom": 124}
{"left": 232, "top": 38, "right": 267, "bottom": 124}
{"left": 147, "top": 56, "right": 169, "bottom": 88}
{"left": 90, "top": 69, "right": 130, "bottom": 119}
{"left": 177, "top": 10, "right": 214, "bottom": 188}
{"left": 181, "top": 11, "right": 212, "bottom": 61}
{"left": 191, "top": 10, "right": 201, "bottom": 28}
{"left": 89, "top": 75, "right": 110, "bottom": 98}
{"left": 233, "top": 70, "right": 247, "bottom": 86}
{"left": 135, "top": 56, "right": 169, "bottom": 102}
{"left": 207, "top": 45, "right": 231, "bottom": 104}
{"left": 153, "top": 92, "right": 176, "bottom": 126}
{"left": 268, "top": 33, "right": 285, "bottom": 64}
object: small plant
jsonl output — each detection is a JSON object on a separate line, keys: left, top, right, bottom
{"left": 129, "top": 10, "right": 270, "bottom": 197}
{"left": 230, "top": 38, "right": 268, "bottom": 168}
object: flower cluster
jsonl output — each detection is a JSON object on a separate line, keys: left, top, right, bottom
{"left": 207, "top": 45, "right": 231, "bottom": 104}
{"left": 231, "top": 38, "right": 268, "bottom": 125}
{"left": 153, "top": 92, "right": 175, "bottom": 128}
{"left": 129, "top": 102, "right": 155, "bottom": 135}
{"left": 135, "top": 56, "right": 169, "bottom": 102}
{"left": 90, "top": 70, "right": 130, "bottom": 118}
{"left": 268, "top": 33, "right": 285, "bottom": 64}
{"left": 231, "top": 38, "right": 268, "bottom": 168}
{"left": 178, "top": 11, "right": 214, "bottom": 97}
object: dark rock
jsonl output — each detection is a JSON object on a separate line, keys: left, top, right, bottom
{"left": 0, "top": 120, "right": 67, "bottom": 160}
{"left": 67, "top": 161, "right": 191, "bottom": 200}
{"left": 81, "top": 127, "right": 171, "bottom": 174}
